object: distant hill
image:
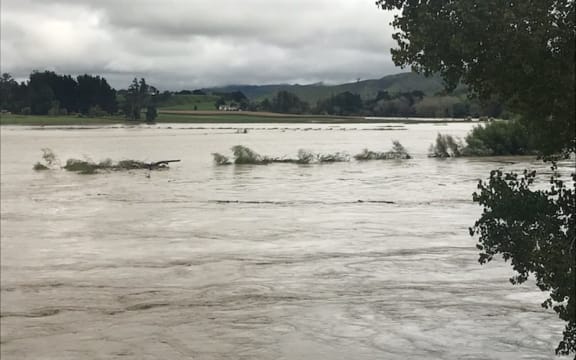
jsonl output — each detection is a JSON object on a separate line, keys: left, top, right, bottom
{"left": 203, "top": 72, "right": 457, "bottom": 104}
{"left": 155, "top": 72, "right": 487, "bottom": 118}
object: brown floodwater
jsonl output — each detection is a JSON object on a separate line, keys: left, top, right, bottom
{"left": 0, "top": 123, "right": 571, "bottom": 359}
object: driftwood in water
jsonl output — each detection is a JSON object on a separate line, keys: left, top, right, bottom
{"left": 147, "top": 160, "right": 181, "bottom": 169}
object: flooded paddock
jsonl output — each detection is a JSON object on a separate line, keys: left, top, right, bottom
{"left": 0, "top": 122, "right": 569, "bottom": 359}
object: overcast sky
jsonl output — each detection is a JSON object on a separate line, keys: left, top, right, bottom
{"left": 1, "top": 0, "right": 400, "bottom": 90}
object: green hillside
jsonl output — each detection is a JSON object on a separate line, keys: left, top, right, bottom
{"left": 155, "top": 72, "right": 472, "bottom": 114}
{"left": 204, "top": 72, "right": 459, "bottom": 104}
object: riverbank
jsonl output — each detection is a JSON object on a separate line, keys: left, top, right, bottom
{"left": 0, "top": 112, "right": 478, "bottom": 126}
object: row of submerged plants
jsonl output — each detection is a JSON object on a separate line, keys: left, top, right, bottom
{"left": 36, "top": 121, "right": 534, "bottom": 174}
{"left": 212, "top": 141, "right": 411, "bottom": 166}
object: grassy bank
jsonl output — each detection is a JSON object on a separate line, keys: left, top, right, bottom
{"left": 1, "top": 112, "right": 478, "bottom": 126}
{"left": 0, "top": 114, "right": 124, "bottom": 126}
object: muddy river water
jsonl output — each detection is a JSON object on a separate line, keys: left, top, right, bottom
{"left": 0, "top": 122, "right": 571, "bottom": 359}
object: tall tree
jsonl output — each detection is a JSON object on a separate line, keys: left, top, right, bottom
{"left": 377, "top": 0, "right": 575, "bottom": 355}
{"left": 1, "top": 71, "right": 118, "bottom": 116}
{"left": 125, "top": 78, "right": 142, "bottom": 120}
{"left": 377, "top": 0, "right": 574, "bottom": 155}
{"left": 124, "top": 78, "right": 154, "bottom": 121}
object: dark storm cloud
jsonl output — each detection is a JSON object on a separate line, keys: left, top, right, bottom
{"left": 1, "top": 0, "right": 399, "bottom": 90}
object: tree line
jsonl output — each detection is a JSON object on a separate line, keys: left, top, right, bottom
{"left": 0, "top": 71, "right": 159, "bottom": 121}
{"left": 0, "top": 71, "right": 117, "bottom": 116}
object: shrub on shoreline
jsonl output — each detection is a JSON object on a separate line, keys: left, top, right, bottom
{"left": 428, "top": 120, "right": 537, "bottom": 158}
{"left": 463, "top": 120, "right": 536, "bottom": 156}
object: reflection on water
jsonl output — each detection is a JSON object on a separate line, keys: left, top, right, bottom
{"left": 0, "top": 123, "right": 569, "bottom": 359}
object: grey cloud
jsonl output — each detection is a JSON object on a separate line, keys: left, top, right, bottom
{"left": 1, "top": 0, "right": 400, "bottom": 90}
